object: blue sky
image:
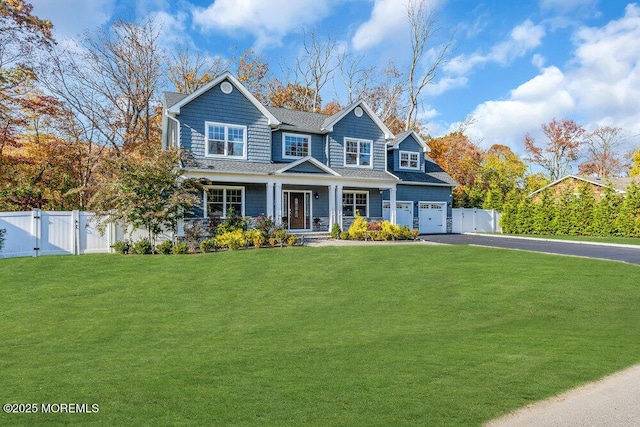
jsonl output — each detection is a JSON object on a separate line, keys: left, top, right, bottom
{"left": 30, "top": 0, "right": 640, "bottom": 155}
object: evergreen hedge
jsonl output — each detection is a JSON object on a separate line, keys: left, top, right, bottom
{"left": 501, "top": 182, "right": 640, "bottom": 238}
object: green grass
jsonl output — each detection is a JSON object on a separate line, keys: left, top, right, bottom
{"left": 1, "top": 246, "right": 639, "bottom": 426}
{"left": 498, "top": 233, "right": 640, "bottom": 246}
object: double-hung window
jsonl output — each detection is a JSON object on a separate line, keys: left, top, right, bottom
{"left": 342, "top": 191, "right": 368, "bottom": 217}
{"left": 344, "top": 138, "right": 372, "bottom": 168}
{"left": 283, "top": 133, "right": 310, "bottom": 159}
{"left": 205, "top": 187, "right": 244, "bottom": 218}
{"left": 400, "top": 151, "right": 420, "bottom": 170}
{"left": 205, "top": 122, "right": 246, "bottom": 158}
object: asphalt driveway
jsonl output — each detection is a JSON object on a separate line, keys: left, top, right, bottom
{"left": 421, "top": 234, "right": 640, "bottom": 265}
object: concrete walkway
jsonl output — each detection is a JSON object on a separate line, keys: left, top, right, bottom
{"left": 485, "top": 364, "right": 640, "bottom": 426}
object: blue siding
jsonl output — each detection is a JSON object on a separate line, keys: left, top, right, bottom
{"left": 383, "top": 185, "right": 452, "bottom": 217}
{"left": 328, "top": 110, "right": 387, "bottom": 170}
{"left": 391, "top": 135, "right": 425, "bottom": 173}
{"left": 178, "top": 81, "right": 272, "bottom": 162}
{"left": 272, "top": 131, "right": 325, "bottom": 163}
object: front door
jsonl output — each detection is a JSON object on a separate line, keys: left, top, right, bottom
{"left": 287, "top": 192, "right": 309, "bottom": 230}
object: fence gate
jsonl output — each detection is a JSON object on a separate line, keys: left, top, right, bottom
{"left": 451, "top": 208, "right": 502, "bottom": 233}
{"left": 0, "top": 210, "right": 115, "bottom": 258}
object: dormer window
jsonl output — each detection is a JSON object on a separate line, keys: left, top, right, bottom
{"left": 400, "top": 151, "right": 420, "bottom": 170}
{"left": 205, "top": 122, "right": 246, "bottom": 159}
{"left": 283, "top": 133, "right": 310, "bottom": 159}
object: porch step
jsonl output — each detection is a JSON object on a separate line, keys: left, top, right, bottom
{"left": 294, "top": 232, "right": 331, "bottom": 245}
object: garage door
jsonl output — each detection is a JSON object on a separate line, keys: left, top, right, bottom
{"left": 382, "top": 201, "right": 413, "bottom": 228}
{"left": 419, "top": 202, "right": 446, "bottom": 234}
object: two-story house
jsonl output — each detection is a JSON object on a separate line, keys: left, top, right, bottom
{"left": 161, "top": 73, "right": 456, "bottom": 234}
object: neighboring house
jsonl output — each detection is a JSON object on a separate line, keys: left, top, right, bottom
{"left": 161, "top": 73, "right": 457, "bottom": 234}
{"left": 529, "top": 174, "right": 640, "bottom": 200}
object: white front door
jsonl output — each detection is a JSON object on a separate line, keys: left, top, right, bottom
{"left": 419, "top": 202, "right": 446, "bottom": 234}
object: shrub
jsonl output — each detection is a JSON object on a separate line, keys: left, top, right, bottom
{"left": 339, "top": 231, "right": 350, "bottom": 240}
{"left": 156, "top": 240, "right": 173, "bottom": 255}
{"left": 268, "top": 237, "right": 277, "bottom": 247}
{"left": 380, "top": 221, "right": 401, "bottom": 240}
{"left": 253, "top": 214, "right": 275, "bottom": 239}
{"left": 287, "top": 234, "right": 298, "bottom": 246}
{"left": 410, "top": 229, "right": 420, "bottom": 240}
{"left": 112, "top": 240, "right": 130, "bottom": 254}
{"left": 348, "top": 213, "right": 368, "bottom": 240}
{"left": 245, "top": 229, "right": 265, "bottom": 248}
{"left": 274, "top": 229, "right": 288, "bottom": 247}
{"left": 330, "top": 222, "right": 341, "bottom": 239}
{"left": 172, "top": 242, "right": 189, "bottom": 254}
{"left": 199, "top": 238, "right": 216, "bottom": 253}
{"left": 367, "top": 221, "right": 382, "bottom": 231}
{"left": 216, "top": 207, "right": 249, "bottom": 235}
{"left": 216, "top": 229, "right": 246, "bottom": 250}
{"left": 133, "top": 238, "right": 153, "bottom": 254}
{"left": 0, "top": 228, "right": 5, "bottom": 252}
{"left": 399, "top": 225, "right": 412, "bottom": 240}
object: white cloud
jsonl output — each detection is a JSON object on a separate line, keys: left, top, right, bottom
{"left": 460, "top": 4, "right": 640, "bottom": 154}
{"left": 540, "top": 0, "right": 598, "bottom": 13}
{"left": 444, "top": 20, "right": 546, "bottom": 77}
{"left": 192, "top": 0, "right": 337, "bottom": 49}
{"left": 351, "top": 0, "right": 409, "bottom": 51}
{"left": 30, "top": 0, "right": 115, "bottom": 38}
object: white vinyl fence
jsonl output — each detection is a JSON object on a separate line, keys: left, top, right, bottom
{"left": 451, "top": 208, "right": 502, "bottom": 234}
{"left": 0, "top": 210, "right": 168, "bottom": 258}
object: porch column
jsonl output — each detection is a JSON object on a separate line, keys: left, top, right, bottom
{"left": 389, "top": 186, "right": 397, "bottom": 225}
{"left": 274, "top": 182, "right": 283, "bottom": 224}
{"left": 266, "top": 181, "right": 274, "bottom": 219}
{"left": 337, "top": 185, "right": 343, "bottom": 230}
{"left": 328, "top": 184, "right": 336, "bottom": 229}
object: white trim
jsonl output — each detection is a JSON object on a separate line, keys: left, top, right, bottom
{"left": 274, "top": 155, "right": 341, "bottom": 176}
{"left": 322, "top": 100, "right": 394, "bottom": 140}
{"left": 167, "top": 73, "right": 281, "bottom": 126}
{"left": 203, "top": 185, "right": 245, "bottom": 218}
{"left": 220, "top": 81, "right": 233, "bottom": 94}
{"left": 343, "top": 137, "right": 374, "bottom": 169}
{"left": 387, "top": 130, "right": 430, "bottom": 153}
{"left": 399, "top": 150, "right": 420, "bottom": 170}
{"left": 204, "top": 121, "right": 247, "bottom": 159}
{"left": 282, "top": 190, "right": 313, "bottom": 231}
{"left": 165, "top": 111, "right": 181, "bottom": 148}
{"left": 342, "top": 190, "right": 369, "bottom": 217}
{"left": 181, "top": 169, "right": 397, "bottom": 188}
{"left": 282, "top": 132, "right": 311, "bottom": 160}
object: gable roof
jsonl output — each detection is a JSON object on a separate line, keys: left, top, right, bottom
{"left": 387, "top": 130, "right": 430, "bottom": 152}
{"left": 273, "top": 156, "right": 340, "bottom": 176}
{"left": 529, "top": 174, "right": 640, "bottom": 197}
{"left": 321, "top": 100, "right": 394, "bottom": 140}
{"left": 266, "top": 107, "right": 329, "bottom": 133}
{"left": 165, "top": 73, "right": 280, "bottom": 126}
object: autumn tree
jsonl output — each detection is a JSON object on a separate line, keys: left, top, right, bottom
{"left": 578, "top": 126, "right": 626, "bottom": 178}
{"left": 167, "top": 45, "right": 227, "bottom": 94}
{"left": 289, "top": 30, "right": 338, "bottom": 113}
{"left": 629, "top": 149, "right": 640, "bottom": 177}
{"left": 90, "top": 147, "right": 199, "bottom": 247}
{"left": 361, "top": 62, "right": 407, "bottom": 134}
{"left": 0, "top": 0, "right": 53, "bottom": 152}
{"left": 524, "top": 118, "right": 585, "bottom": 181}
{"left": 337, "top": 51, "right": 375, "bottom": 105}
{"left": 267, "top": 80, "right": 321, "bottom": 112}
{"left": 427, "top": 131, "right": 483, "bottom": 207}
{"left": 475, "top": 145, "right": 527, "bottom": 210}
{"left": 41, "top": 18, "right": 164, "bottom": 153}
{"left": 404, "top": 0, "right": 454, "bottom": 130}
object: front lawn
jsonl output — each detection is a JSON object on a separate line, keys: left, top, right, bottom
{"left": 1, "top": 246, "right": 639, "bottom": 425}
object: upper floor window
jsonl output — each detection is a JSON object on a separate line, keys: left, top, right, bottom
{"left": 283, "top": 133, "right": 310, "bottom": 159}
{"left": 400, "top": 151, "right": 420, "bottom": 170}
{"left": 205, "top": 122, "right": 246, "bottom": 158}
{"left": 344, "top": 138, "right": 373, "bottom": 168}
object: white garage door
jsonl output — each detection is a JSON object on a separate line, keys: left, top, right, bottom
{"left": 419, "top": 202, "right": 446, "bottom": 234}
{"left": 382, "top": 201, "right": 413, "bottom": 228}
